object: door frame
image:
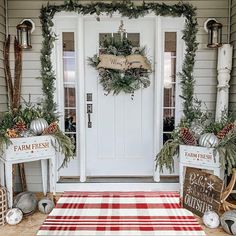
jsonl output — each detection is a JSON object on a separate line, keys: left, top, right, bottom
{"left": 53, "top": 12, "right": 185, "bottom": 187}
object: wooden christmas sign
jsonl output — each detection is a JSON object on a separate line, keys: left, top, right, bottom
{"left": 183, "top": 167, "right": 223, "bottom": 217}
{"left": 97, "top": 54, "right": 151, "bottom": 70}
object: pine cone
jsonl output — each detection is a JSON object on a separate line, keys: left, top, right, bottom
{"left": 180, "top": 127, "right": 197, "bottom": 146}
{"left": 217, "top": 123, "right": 235, "bottom": 139}
{"left": 5, "top": 128, "right": 19, "bottom": 138}
{"left": 43, "top": 122, "right": 59, "bottom": 134}
{"left": 14, "top": 120, "right": 27, "bottom": 132}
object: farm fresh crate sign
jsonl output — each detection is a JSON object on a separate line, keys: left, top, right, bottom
{"left": 183, "top": 167, "right": 223, "bottom": 217}
{"left": 3, "top": 135, "right": 55, "bottom": 161}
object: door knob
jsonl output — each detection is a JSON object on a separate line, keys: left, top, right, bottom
{"left": 87, "top": 104, "right": 93, "bottom": 128}
{"left": 87, "top": 104, "right": 93, "bottom": 113}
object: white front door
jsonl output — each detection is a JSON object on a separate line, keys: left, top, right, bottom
{"left": 84, "top": 18, "right": 155, "bottom": 176}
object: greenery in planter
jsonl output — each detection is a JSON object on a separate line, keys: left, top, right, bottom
{"left": 155, "top": 109, "right": 236, "bottom": 175}
{"left": 0, "top": 102, "right": 75, "bottom": 168}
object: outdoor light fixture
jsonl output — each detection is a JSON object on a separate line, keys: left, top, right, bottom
{"left": 16, "top": 19, "right": 35, "bottom": 49}
{"left": 204, "top": 18, "right": 222, "bottom": 48}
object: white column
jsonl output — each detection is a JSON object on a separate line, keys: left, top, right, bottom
{"left": 215, "top": 44, "right": 233, "bottom": 121}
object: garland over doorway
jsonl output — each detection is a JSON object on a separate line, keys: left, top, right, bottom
{"left": 39, "top": 0, "right": 198, "bottom": 123}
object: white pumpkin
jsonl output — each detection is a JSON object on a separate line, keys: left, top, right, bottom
{"left": 202, "top": 211, "right": 220, "bottom": 229}
{"left": 5, "top": 208, "right": 23, "bottom": 225}
{"left": 38, "top": 198, "right": 54, "bottom": 214}
{"left": 198, "top": 133, "right": 219, "bottom": 148}
{"left": 30, "top": 118, "right": 48, "bottom": 135}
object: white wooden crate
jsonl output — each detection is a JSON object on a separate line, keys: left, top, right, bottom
{"left": 179, "top": 145, "right": 224, "bottom": 196}
{"left": 0, "top": 135, "right": 56, "bottom": 208}
{"left": 179, "top": 145, "right": 220, "bottom": 167}
{"left": 3, "top": 135, "right": 55, "bottom": 161}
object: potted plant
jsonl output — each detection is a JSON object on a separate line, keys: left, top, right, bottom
{"left": 0, "top": 102, "right": 74, "bottom": 168}
{"left": 155, "top": 110, "right": 236, "bottom": 175}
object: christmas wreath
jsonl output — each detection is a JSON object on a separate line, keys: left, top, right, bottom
{"left": 88, "top": 37, "right": 152, "bottom": 95}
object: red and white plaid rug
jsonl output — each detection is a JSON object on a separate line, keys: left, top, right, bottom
{"left": 37, "top": 192, "right": 206, "bottom": 236}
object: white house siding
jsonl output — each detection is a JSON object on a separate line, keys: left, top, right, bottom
{"left": 7, "top": 0, "right": 229, "bottom": 192}
{"left": 230, "top": 0, "right": 236, "bottom": 110}
{"left": 0, "top": 0, "right": 6, "bottom": 114}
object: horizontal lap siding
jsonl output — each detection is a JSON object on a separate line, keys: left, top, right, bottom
{"left": 7, "top": 0, "right": 227, "bottom": 191}
{"left": 0, "top": 0, "right": 6, "bottom": 114}
{"left": 230, "top": 0, "right": 236, "bottom": 110}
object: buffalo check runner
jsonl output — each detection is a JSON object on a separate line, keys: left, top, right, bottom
{"left": 37, "top": 192, "right": 206, "bottom": 236}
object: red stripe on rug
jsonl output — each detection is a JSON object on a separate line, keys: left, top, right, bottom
{"left": 46, "top": 215, "right": 197, "bottom": 220}
{"left": 43, "top": 222, "right": 200, "bottom": 225}
{"left": 56, "top": 203, "right": 180, "bottom": 209}
{"left": 63, "top": 191, "right": 180, "bottom": 198}
{"left": 39, "top": 226, "right": 204, "bottom": 231}
{"left": 45, "top": 219, "right": 198, "bottom": 222}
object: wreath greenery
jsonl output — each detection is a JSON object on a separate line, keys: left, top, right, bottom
{"left": 88, "top": 37, "right": 151, "bottom": 95}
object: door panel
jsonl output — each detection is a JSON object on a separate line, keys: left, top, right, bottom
{"left": 84, "top": 18, "right": 155, "bottom": 176}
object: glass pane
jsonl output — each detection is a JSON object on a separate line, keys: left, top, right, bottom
{"left": 64, "top": 87, "right": 76, "bottom": 107}
{"left": 127, "top": 33, "right": 140, "bottom": 47}
{"left": 99, "top": 33, "right": 112, "bottom": 45}
{"left": 64, "top": 109, "right": 76, "bottom": 132}
{"left": 163, "top": 108, "right": 175, "bottom": 119}
{"left": 63, "top": 58, "right": 75, "bottom": 83}
{"left": 163, "top": 32, "right": 176, "bottom": 143}
{"left": 163, "top": 133, "right": 172, "bottom": 144}
{"left": 164, "top": 84, "right": 176, "bottom": 108}
{"left": 99, "top": 33, "right": 140, "bottom": 47}
{"left": 63, "top": 32, "right": 74, "bottom": 51}
{"left": 164, "top": 53, "right": 176, "bottom": 85}
{"left": 62, "top": 32, "right": 77, "bottom": 161}
{"left": 163, "top": 109, "right": 175, "bottom": 132}
{"left": 66, "top": 134, "right": 76, "bottom": 155}
{"left": 165, "top": 32, "right": 176, "bottom": 52}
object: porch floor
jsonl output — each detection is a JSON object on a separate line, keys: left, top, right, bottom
{"left": 59, "top": 176, "right": 179, "bottom": 183}
{"left": 0, "top": 193, "right": 229, "bottom": 236}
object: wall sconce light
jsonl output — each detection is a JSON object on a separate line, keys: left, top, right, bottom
{"left": 204, "top": 18, "right": 222, "bottom": 48}
{"left": 16, "top": 19, "right": 35, "bottom": 49}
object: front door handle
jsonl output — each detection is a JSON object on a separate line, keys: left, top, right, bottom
{"left": 87, "top": 104, "right": 93, "bottom": 128}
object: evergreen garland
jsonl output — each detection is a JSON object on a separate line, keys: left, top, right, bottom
{"left": 39, "top": 0, "right": 198, "bottom": 123}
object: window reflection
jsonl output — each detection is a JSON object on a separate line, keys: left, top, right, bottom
{"left": 163, "top": 32, "right": 176, "bottom": 144}
{"left": 99, "top": 32, "right": 140, "bottom": 47}
{"left": 62, "top": 32, "right": 77, "bottom": 154}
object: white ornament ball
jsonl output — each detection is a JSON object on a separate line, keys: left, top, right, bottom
{"left": 38, "top": 198, "right": 54, "bottom": 214}
{"left": 221, "top": 210, "right": 236, "bottom": 235}
{"left": 202, "top": 211, "right": 220, "bottom": 229}
{"left": 5, "top": 208, "right": 23, "bottom": 225}
{"left": 30, "top": 118, "right": 48, "bottom": 135}
{"left": 199, "top": 133, "right": 219, "bottom": 148}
